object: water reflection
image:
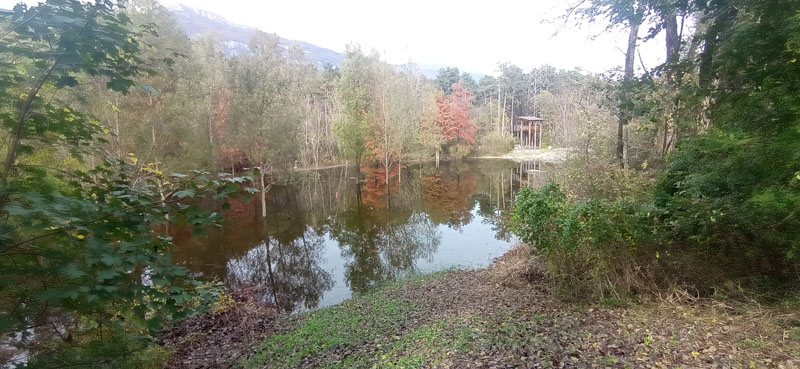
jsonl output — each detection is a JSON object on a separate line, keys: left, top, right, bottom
{"left": 330, "top": 209, "right": 439, "bottom": 294}
{"left": 172, "top": 159, "right": 554, "bottom": 311}
{"left": 226, "top": 230, "right": 333, "bottom": 312}
{"left": 515, "top": 160, "right": 550, "bottom": 188}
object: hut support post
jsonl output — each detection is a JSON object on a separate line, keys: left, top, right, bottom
{"left": 527, "top": 121, "right": 532, "bottom": 147}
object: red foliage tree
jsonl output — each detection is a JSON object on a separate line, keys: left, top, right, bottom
{"left": 438, "top": 83, "right": 475, "bottom": 146}
{"left": 434, "top": 93, "right": 452, "bottom": 139}
{"left": 443, "top": 83, "right": 477, "bottom": 145}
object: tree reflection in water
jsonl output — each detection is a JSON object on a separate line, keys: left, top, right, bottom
{"left": 226, "top": 230, "right": 333, "bottom": 312}
{"left": 172, "top": 159, "right": 545, "bottom": 311}
{"left": 330, "top": 208, "right": 440, "bottom": 294}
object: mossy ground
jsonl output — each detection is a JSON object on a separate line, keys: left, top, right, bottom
{"left": 232, "top": 250, "right": 800, "bottom": 369}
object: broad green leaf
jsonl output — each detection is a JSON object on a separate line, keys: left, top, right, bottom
{"left": 60, "top": 264, "right": 86, "bottom": 278}
{"left": 39, "top": 287, "right": 79, "bottom": 301}
{"left": 96, "top": 269, "right": 120, "bottom": 282}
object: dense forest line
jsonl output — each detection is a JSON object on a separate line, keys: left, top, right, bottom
{"left": 60, "top": 1, "right": 621, "bottom": 176}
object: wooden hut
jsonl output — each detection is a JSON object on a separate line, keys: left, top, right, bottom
{"left": 513, "top": 116, "right": 544, "bottom": 149}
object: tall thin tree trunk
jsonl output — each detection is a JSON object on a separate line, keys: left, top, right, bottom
{"left": 501, "top": 90, "right": 507, "bottom": 132}
{"left": 618, "top": 9, "right": 642, "bottom": 169}
{"left": 158, "top": 176, "right": 169, "bottom": 235}
{"left": 385, "top": 157, "right": 390, "bottom": 185}
{"left": 662, "top": 13, "right": 681, "bottom": 154}
{"left": 489, "top": 95, "right": 493, "bottom": 132}
{"left": 150, "top": 96, "right": 157, "bottom": 150}
{"left": 259, "top": 165, "right": 267, "bottom": 218}
{"left": 382, "top": 100, "right": 390, "bottom": 185}
{"left": 355, "top": 155, "right": 361, "bottom": 180}
{"left": 497, "top": 86, "right": 502, "bottom": 132}
{"left": 114, "top": 95, "right": 121, "bottom": 156}
{"left": 398, "top": 156, "right": 402, "bottom": 183}
{"left": 510, "top": 93, "right": 515, "bottom": 141}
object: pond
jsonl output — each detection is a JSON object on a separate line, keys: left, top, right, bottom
{"left": 170, "top": 159, "right": 555, "bottom": 312}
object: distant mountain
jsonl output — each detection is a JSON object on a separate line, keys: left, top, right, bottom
{"left": 167, "top": 4, "right": 486, "bottom": 79}
{"left": 168, "top": 4, "right": 344, "bottom": 68}
{"left": 416, "top": 63, "right": 486, "bottom": 82}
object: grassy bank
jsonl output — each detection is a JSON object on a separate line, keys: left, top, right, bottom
{"left": 219, "top": 246, "right": 800, "bottom": 369}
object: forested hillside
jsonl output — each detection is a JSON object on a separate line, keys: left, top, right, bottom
{"left": 168, "top": 4, "right": 345, "bottom": 67}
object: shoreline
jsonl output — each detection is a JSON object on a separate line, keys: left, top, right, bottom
{"left": 477, "top": 147, "right": 573, "bottom": 163}
{"left": 292, "top": 150, "right": 573, "bottom": 173}
{"left": 164, "top": 245, "right": 800, "bottom": 368}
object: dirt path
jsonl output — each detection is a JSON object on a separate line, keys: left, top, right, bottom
{"left": 167, "top": 247, "right": 800, "bottom": 368}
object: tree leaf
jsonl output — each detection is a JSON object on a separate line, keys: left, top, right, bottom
{"left": 39, "top": 287, "right": 78, "bottom": 301}
{"left": 96, "top": 269, "right": 120, "bottom": 282}
{"left": 4, "top": 204, "right": 32, "bottom": 216}
{"left": 55, "top": 75, "right": 78, "bottom": 88}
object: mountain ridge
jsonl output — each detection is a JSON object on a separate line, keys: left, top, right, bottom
{"left": 168, "top": 4, "right": 345, "bottom": 68}
{"left": 168, "top": 3, "right": 485, "bottom": 79}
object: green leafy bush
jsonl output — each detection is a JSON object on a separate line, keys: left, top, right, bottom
{"left": 477, "top": 131, "right": 515, "bottom": 156}
{"left": 656, "top": 129, "right": 800, "bottom": 284}
{"left": 512, "top": 183, "right": 661, "bottom": 299}
{"left": 448, "top": 143, "right": 473, "bottom": 159}
{"left": 552, "top": 156, "right": 655, "bottom": 201}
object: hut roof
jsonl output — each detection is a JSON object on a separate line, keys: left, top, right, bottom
{"left": 517, "top": 116, "right": 543, "bottom": 121}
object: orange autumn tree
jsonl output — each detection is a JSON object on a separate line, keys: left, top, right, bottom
{"left": 418, "top": 89, "right": 447, "bottom": 166}
{"left": 441, "top": 82, "right": 476, "bottom": 158}
{"left": 418, "top": 83, "right": 476, "bottom": 166}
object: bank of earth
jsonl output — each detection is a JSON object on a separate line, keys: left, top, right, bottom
{"left": 167, "top": 245, "right": 800, "bottom": 369}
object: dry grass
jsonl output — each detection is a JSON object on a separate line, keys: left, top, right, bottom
{"left": 487, "top": 243, "right": 546, "bottom": 289}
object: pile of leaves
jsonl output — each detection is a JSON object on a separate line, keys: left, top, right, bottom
{"left": 160, "top": 285, "right": 285, "bottom": 369}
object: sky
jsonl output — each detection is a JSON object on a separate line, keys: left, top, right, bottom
{"left": 156, "top": 0, "right": 666, "bottom": 75}
{"left": 1, "top": 0, "right": 666, "bottom": 76}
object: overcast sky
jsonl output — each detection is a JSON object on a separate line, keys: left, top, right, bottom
{"left": 1, "top": 0, "right": 666, "bottom": 76}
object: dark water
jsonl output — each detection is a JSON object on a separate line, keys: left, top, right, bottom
{"left": 171, "top": 159, "right": 554, "bottom": 312}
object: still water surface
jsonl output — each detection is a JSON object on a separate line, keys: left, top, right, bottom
{"left": 171, "top": 159, "right": 553, "bottom": 312}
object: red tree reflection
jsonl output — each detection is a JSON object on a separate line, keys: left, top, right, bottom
{"left": 421, "top": 172, "right": 475, "bottom": 228}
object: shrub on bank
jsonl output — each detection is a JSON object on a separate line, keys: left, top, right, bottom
{"left": 551, "top": 156, "right": 656, "bottom": 202}
{"left": 448, "top": 143, "right": 473, "bottom": 159}
{"left": 477, "top": 132, "right": 515, "bottom": 156}
{"left": 512, "top": 171, "right": 800, "bottom": 301}
{"left": 511, "top": 183, "right": 663, "bottom": 299}
{"left": 656, "top": 131, "right": 800, "bottom": 287}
